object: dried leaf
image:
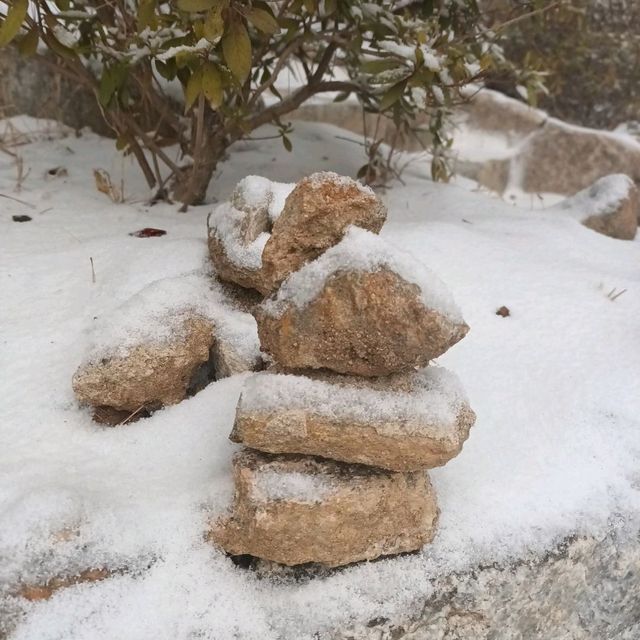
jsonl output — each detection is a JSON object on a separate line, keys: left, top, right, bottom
{"left": 129, "top": 228, "right": 167, "bottom": 238}
{"left": 93, "top": 169, "right": 121, "bottom": 203}
{"left": 203, "top": 5, "right": 224, "bottom": 42}
{"left": 12, "top": 215, "right": 32, "bottom": 223}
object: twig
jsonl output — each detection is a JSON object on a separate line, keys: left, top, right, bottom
{"left": 0, "top": 192, "right": 36, "bottom": 208}
{"left": 89, "top": 257, "right": 96, "bottom": 284}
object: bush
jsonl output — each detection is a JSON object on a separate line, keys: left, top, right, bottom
{"left": 0, "top": 0, "right": 524, "bottom": 206}
{"left": 487, "top": 0, "right": 640, "bottom": 129}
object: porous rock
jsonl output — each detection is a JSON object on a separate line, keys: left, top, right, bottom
{"left": 73, "top": 316, "right": 214, "bottom": 413}
{"left": 261, "top": 172, "right": 387, "bottom": 293}
{"left": 230, "top": 368, "right": 475, "bottom": 471}
{"left": 551, "top": 174, "right": 638, "bottom": 240}
{"left": 256, "top": 228, "right": 468, "bottom": 376}
{"left": 208, "top": 449, "right": 438, "bottom": 567}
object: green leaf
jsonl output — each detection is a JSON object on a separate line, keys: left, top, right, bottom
{"left": 246, "top": 8, "right": 279, "bottom": 34}
{"left": 184, "top": 68, "right": 203, "bottom": 111}
{"left": 361, "top": 59, "right": 402, "bottom": 74}
{"left": 202, "top": 61, "right": 223, "bottom": 108}
{"left": 18, "top": 28, "right": 39, "bottom": 56}
{"left": 333, "top": 91, "right": 351, "bottom": 103}
{"left": 203, "top": 5, "right": 224, "bottom": 42}
{"left": 222, "top": 20, "right": 251, "bottom": 82}
{"left": 282, "top": 135, "right": 292, "bottom": 152}
{"left": 98, "top": 65, "right": 128, "bottom": 108}
{"left": 138, "top": 0, "right": 158, "bottom": 31}
{"left": 322, "top": 0, "right": 337, "bottom": 16}
{"left": 0, "top": 0, "right": 29, "bottom": 48}
{"left": 177, "top": 0, "right": 217, "bottom": 12}
{"left": 378, "top": 80, "right": 407, "bottom": 111}
{"left": 303, "top": 0, "right": 317, "bottom": 13}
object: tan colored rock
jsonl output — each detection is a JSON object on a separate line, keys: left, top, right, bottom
{"left": 256, "top": 229, "right": 468, "bottom": 376}
{"left": 17, "top": 568, "right": 112, "bottom": 602}
{"left": 550, "top": 174, "right": 638, "bottom": 240}
{"left": 518, "top": 120, "right": 640, "bottom": 196}
{"left": 261, "top": 172, "right": 387, "bottom": 293}
{"left": 208, "top": 177, "right": 296, "bottom": 292}
{"left": 231, "top": 368, "right": 475, "bottom": 472}
{"left": 73, "top": 316, "right": 214, "bottom": 413}
{"left": 209, "top": 450, "right": 438, "bottom": 567}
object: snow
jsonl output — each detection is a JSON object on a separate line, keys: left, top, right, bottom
{"left": 260, "top": 226, "right": 465, "bottom": 323}
{"left": 82, "top": 271, "right": 260, "bottom": 365}
{"left": 239, "top": 367, "right": 468, "bottom": 438}
{"left": 208, "top": 177, "right": 295, "bottom": 271}
{"left": 550, "top": 173, "right": 634, "bottom": 221}
{"left": 307, "top": 170, "right": 375, "bottom": 198}
{"left": 252, "top": 468, "right": 334, "bottom": 504}
{"left": 1, "top": 116, "right": 639, "bottom": 639}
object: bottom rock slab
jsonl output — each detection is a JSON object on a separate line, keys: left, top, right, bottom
{"left": 209, "top": 450, "right": 438, "bottom": 567}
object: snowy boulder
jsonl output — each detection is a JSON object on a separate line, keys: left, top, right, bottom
{"left": 256, "top": 228, "right": 469, "bottom": 377}
{"left": 208, "top": 177, "right": 295, "bottom": 292}
{"left": 261, "top": 172, "right": 387, "bottom": 293}
{"left": 208, "top": 449, "right": 438, "bottom": 567}
{"left": 73, "top": 315, "right": 215, "bottom": 416}
{"left": 231, "top": 368, "right": 475, "bottom": 472}
{"left": 72, "top": 274, "right": 262, "bottom": 421}
{"left": 550, "top": 174, "right": 638, "bottom": 240}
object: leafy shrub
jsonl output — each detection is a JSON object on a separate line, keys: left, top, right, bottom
{"left": 0, "top": 0, "right": 526, "bottom": 205}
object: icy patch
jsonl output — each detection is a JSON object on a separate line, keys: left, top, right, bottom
{"left": 83, "top": 271, "right": 259, "bottom": 365}
{"left": 261, "top": 226, "right": 464, "bottom": 322}
{"left": 550, "top": 174, "right": 634, "bottom": 221}
{"left": 239, "top": 367, "right": 467, "bottom": 438}
{"left": 251, "top": 469, "right": 334, "bottom": 504}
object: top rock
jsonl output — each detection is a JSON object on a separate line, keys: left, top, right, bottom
{"left": 261, "top": 172, "right": 387, "bottom": 293}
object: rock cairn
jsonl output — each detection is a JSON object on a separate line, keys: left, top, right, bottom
{"left": 209, "top": 172, "right": 475, "bottom": 567}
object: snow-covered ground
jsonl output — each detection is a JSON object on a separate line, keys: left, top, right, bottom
{"left": 1, "top": 116, "right": 639, "bottom": 639}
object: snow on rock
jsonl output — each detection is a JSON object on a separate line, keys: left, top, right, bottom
{"left": 261, "top": 172, "right": 387, "bottom": 293}
{"left": 232, "top": 367, "right": 475, "bottom": 471}
{"left": 208, "top": 177, "right": 295, "bottom": 292}
{"left": 549, "top": 174, "right": 638, "bottom": 240}
{"left": 262, "top": 226, "right": 463, "bottom": 322}
{"left": 209, "top": 449, "right": 438, "bottom": 567}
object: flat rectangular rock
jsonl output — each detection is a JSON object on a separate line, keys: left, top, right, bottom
{"left": 230, "top": 367, "right": 475, "bottom": 471}
{"left": 208, "top": 450, "right": 438, "bottom": 567}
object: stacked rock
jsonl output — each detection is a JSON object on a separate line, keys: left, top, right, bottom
{"left": 209, "top": 171, "right": 475, "bottom": 567}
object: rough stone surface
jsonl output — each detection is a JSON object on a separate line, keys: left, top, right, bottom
{"left": 518, "top": 120, "right": 640, "bottom": 196}
{"left": 211, "top": 336, "right": 262, "bottom": 379}
{"left": 330, "top": 527, "right": 640, "bottom": 640}
{"left": 231, "top": 369, "right": 475, "bottom": 472}
{"left": 549, "top": 174, "right": 639, "bottom": 240}
{"left": 72, "top": 316, "right": 214, "bottom": 413}
{"left": 261, "top": 173, "right": 387, "bottom": 293}
{"left": 256, "top": 269, "right": 469, "bottom": 376}
{"left": 209, "top": 450, "right": 438, "bottom": 567}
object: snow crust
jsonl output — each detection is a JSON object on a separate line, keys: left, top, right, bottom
{"left": 306, "top": 170, "right": 376, "bottom": 198}
{"left": 550, "top": 173, "right": 634, "bottom": 221}
{"left": 239, "top": 367, "right": 467, "bottom": 438}
{"left": 1, "top": 117, "right": 639, "bottom": 640}
{"left": 261, "top": 226, "right": 464, "bottom": 323}
{"left": 231, "top": 175, "right": 295, "bottom": 222}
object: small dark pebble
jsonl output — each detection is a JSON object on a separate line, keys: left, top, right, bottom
{"left": 12, "top": 215, "right": 32, "bottom": 223}
{"left": 496, "top": 305, "right": 510, "bottom": 317}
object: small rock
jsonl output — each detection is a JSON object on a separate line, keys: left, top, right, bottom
{"left": 550, "top": 174, "right": 638, "bottom": 240}
{"left": 261, "top": 172, "right": 387, "bottom": 293}
{"left": 73, "top": 316, "right": 215, "bottom": 413}
{"left": 208, "top": 449, "right": 438, "bottom": 567}
{"left": 496, "top": 306, "right": 510, "bottom": 317}
{"left": 12, "top": 215, "right": 32, "bottom": 222}
{"left": 256, "top": 228, "right": 469, "bottom": 376}
{"left": 17, "top": 568, "right": 111, "bottom": 602}
{"left": 231, "top": 368, "right": 475, "bottom": 471}
{"left": 208, "top": 177, "right": 295, "bottom": 292}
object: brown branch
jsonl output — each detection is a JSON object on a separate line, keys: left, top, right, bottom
{"left": 247, "top": 80, "right": 364, "bottom": 130}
